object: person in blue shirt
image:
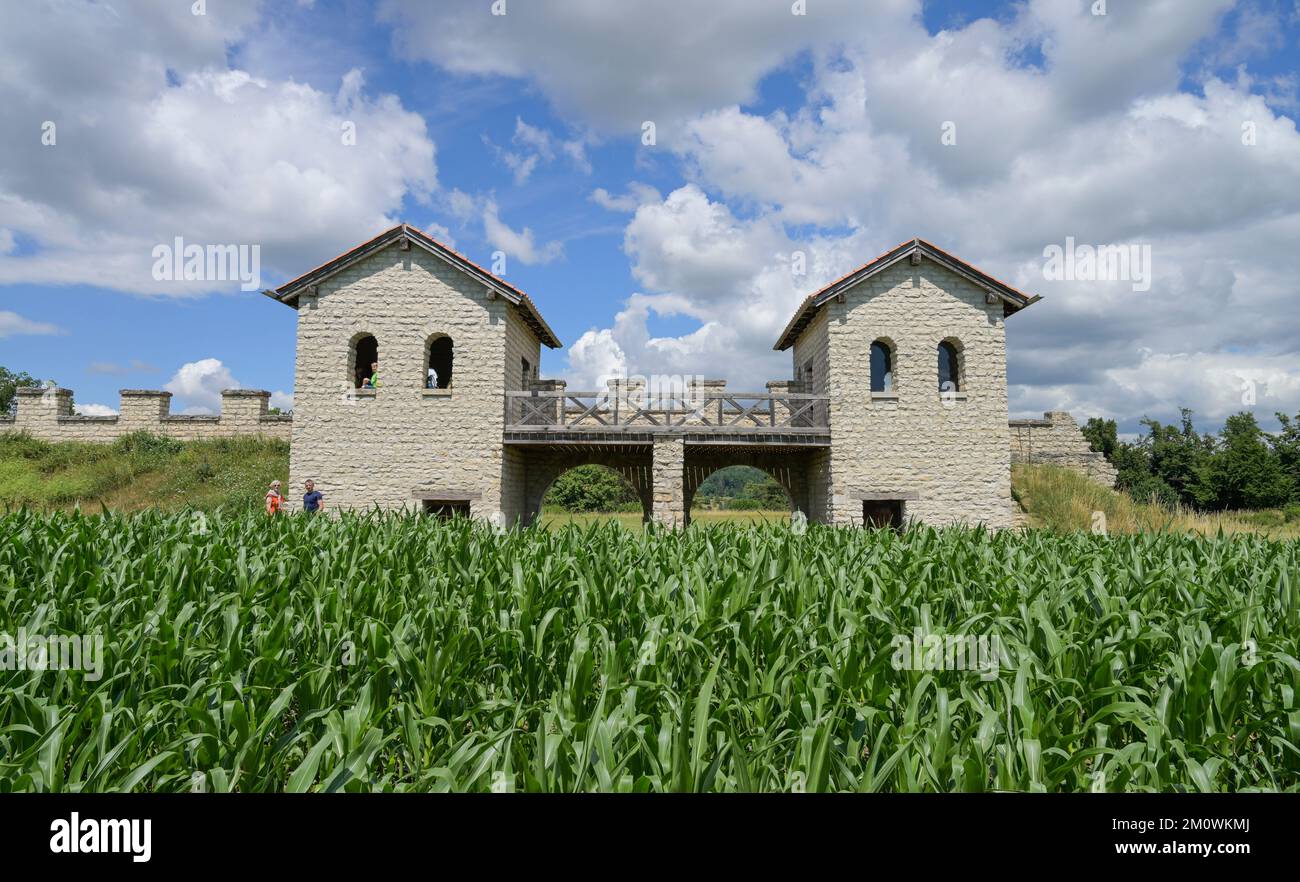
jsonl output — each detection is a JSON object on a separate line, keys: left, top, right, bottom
{"left": 303, "top": 479, "right": 325, "bottom": 513}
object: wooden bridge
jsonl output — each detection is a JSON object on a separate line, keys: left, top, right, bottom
{"left": 504, "top": 387, "right": 830, "bottom": 447}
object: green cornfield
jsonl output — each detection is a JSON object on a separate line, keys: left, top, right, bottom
{"left": 1, "top": 509, "right": 1298, "bottom": 792}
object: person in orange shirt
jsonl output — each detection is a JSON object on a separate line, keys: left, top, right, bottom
{"left": 265, "top": 480, "right": 285, "bottom": 515}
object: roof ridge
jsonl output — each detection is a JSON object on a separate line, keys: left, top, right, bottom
{"left": 773, "top": 238, "right": 1039, "bottom": 351}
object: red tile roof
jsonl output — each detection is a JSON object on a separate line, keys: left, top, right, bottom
{"left": 266, "top": 224, "right": 562, "bottom": 349}
{"left": 773, "top": 238, "right": 1039, "bottom": 350}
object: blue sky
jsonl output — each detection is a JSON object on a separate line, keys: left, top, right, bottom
{"left": 1, "top": 0, "right": 1298, "bottom": 432}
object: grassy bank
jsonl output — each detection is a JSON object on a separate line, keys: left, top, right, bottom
{"left": 0, "top": 433, "right": 288, "bottom": 513}
{"left": 1013, "top": 464, "right": 1300, "bottom": 538}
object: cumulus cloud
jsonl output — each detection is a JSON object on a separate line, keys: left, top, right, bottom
{"left": 75, "top": 403, "right": 118, "bottom": 417}
{"left": 165, "top": 358, "right": 240, "bottom": 414}
{"left": 0, "top": 5, "right": 437, "bottom": 295}
{"left": 0, "top": 311, "right": 63, "bottom": 337}
{"left": 162, "top": 358, "right": 292, "bottom": 415}
{"left": 525, "top": 1, "right": 1300, "bottom": 432}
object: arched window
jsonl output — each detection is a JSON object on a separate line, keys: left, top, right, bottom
{"left": 351, "top": 334, "right": 378, "bottom": 389}
{"left": 870, "top": 340, "right": 894, "bottom": 393}
{"left": 427, "top": 335, "right": 453, "bottom": 389}
{"left": 937, "top": 340, "right": 962, "bottom": 394}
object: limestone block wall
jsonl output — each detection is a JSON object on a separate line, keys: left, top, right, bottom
{"left": 1010, "top": 411, "right": 1117, "bottom": 487}
{"left": 2, "top": 387, "right": 291, "bottom": 443}
{"left": 651, "top": 437, "right": 686, "bottom": 526}
{"left": 812, "top": 259, "right": 1018, "bottom": 528}
{"left": 288, "top": 242, "right": 544, "bottom": 516}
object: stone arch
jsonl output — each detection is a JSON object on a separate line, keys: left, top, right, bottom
{"left": 682, "top": 448, "right": 810, "bottom": 526}
{"left": 425, "top": 333, "right": 453, "bottom": 389}
{"left": 938, "top": 337, "right": 964, "bottom": 394}
{"left": 870, "top": 336, "right": 897, "bottom": 393}
{"left": 520, "top": 447, "right": 654, "bottom": 526}
{"left": 349, "top": 332, "right": 378, "bottom": 388}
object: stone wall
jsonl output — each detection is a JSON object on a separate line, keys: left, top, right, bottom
{"left": 1, "top": 387, "right": 291, "bottom": 442}
{"left": 1010, "top": 411, "right": 1117, "bottom": 487}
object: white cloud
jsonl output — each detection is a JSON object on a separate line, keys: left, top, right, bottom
{"left": 165, "top": 358, "right": 239, "bottom": 414}
{"left": 590, "top": 184, "right": 662, "bottom": 212}
{"left": 486, "top": 117, "right": 591, "bottom": 184}
{"left": 75, "top": 403, "right": 118, "bottom": 417}
{"left": 563, "top": 184, "right": 872, "bottom": 388}
{"left": 565, "top": 328, "right": 627, "bottom": 391}
{"left": 161, "top": 359, "right": 293, "bottom": 415}
{"left": 377, "top": 0, "right": 911, "bottom": 133}
{"left": 481, "top": 199, "right": 564, "bottom": 266}
{"left": 0, "top": 311, "right": 62, "bottom": 338}
{"left": 0, "top": 5, "right": 437, "bottom": 295}
{"left": 421, "top": 221, "right": 456, "bottom": 249}
{"left": 550, "top": 2, "right": 1300, "bottom": 430}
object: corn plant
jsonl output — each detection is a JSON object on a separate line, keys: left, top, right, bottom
{"left": 0, "top": 509, "right": 1297, "bottom": 792}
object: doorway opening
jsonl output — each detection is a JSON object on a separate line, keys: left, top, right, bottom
{"left": 863, "top": 499, "right": 904, "bottom": 530}
{"left": 423, "top": 499, "right": 471, "bottom": 519}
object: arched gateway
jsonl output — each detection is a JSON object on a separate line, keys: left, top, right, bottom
{"left": 258, "top": 224, "right": 1047, "bottom": 528}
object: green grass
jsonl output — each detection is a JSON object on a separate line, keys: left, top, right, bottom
{"left": 1014, "top": 464, "right": 1300, "bottom": 539}
{"left": 0, "top": 432, "right": 288, "bottom": 513}
{"left": 2, "top": 509, "right": 1297, "bottom": 792}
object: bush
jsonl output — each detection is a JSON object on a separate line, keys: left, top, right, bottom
{"left": 113, "top": 432, "right": 183, "bottom": 459}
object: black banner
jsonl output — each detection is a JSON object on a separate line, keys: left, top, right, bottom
{"left": 0, "top": 793, "right": 1280, "bottom": 867}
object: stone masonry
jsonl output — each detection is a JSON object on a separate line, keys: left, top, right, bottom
{"left": 2, "top": 387, "right": 290, "bottom": 442}
{"left": 1010, "top": 411, "right": 1117, "bottom": 487}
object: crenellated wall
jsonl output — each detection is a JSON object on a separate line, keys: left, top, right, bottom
{"left": 0, "top": 387, "right": 292, "bottom": 443}
{"left": 1009, "top": 411, "right": 1116, "bottom": 487}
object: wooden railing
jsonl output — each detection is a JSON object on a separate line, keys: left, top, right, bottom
{"left": 505, "top": 390, "right": 829, "bottom": 433}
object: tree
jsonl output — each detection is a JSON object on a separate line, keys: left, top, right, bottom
{"left": 1275, "top": 411, "right": 1300, "bottom": 502}
{"left": 738, "top": 475, "right": 789, "bottom": 509}
{"left": 1199, "top": 412, "right": 1292, "bottom": 510}
{"left": 0, "top": 366, "right": 42, "bottom": 416}
{"left": 1081, "top": 417, "right": 1118, "bottom": 459}
{"left": 1142, "top": 409, "right": 1214, "bottom": 509}
{"left": 543, "top": 465, "right": 638, "bottom": 512}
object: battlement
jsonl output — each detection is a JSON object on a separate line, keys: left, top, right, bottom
{"left": 0, "top": 387, "right": 291, "bottom": 443}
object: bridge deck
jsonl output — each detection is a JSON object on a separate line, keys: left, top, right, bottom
{"left": 504, "top": 390, "right": 830, "bottom": 446}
